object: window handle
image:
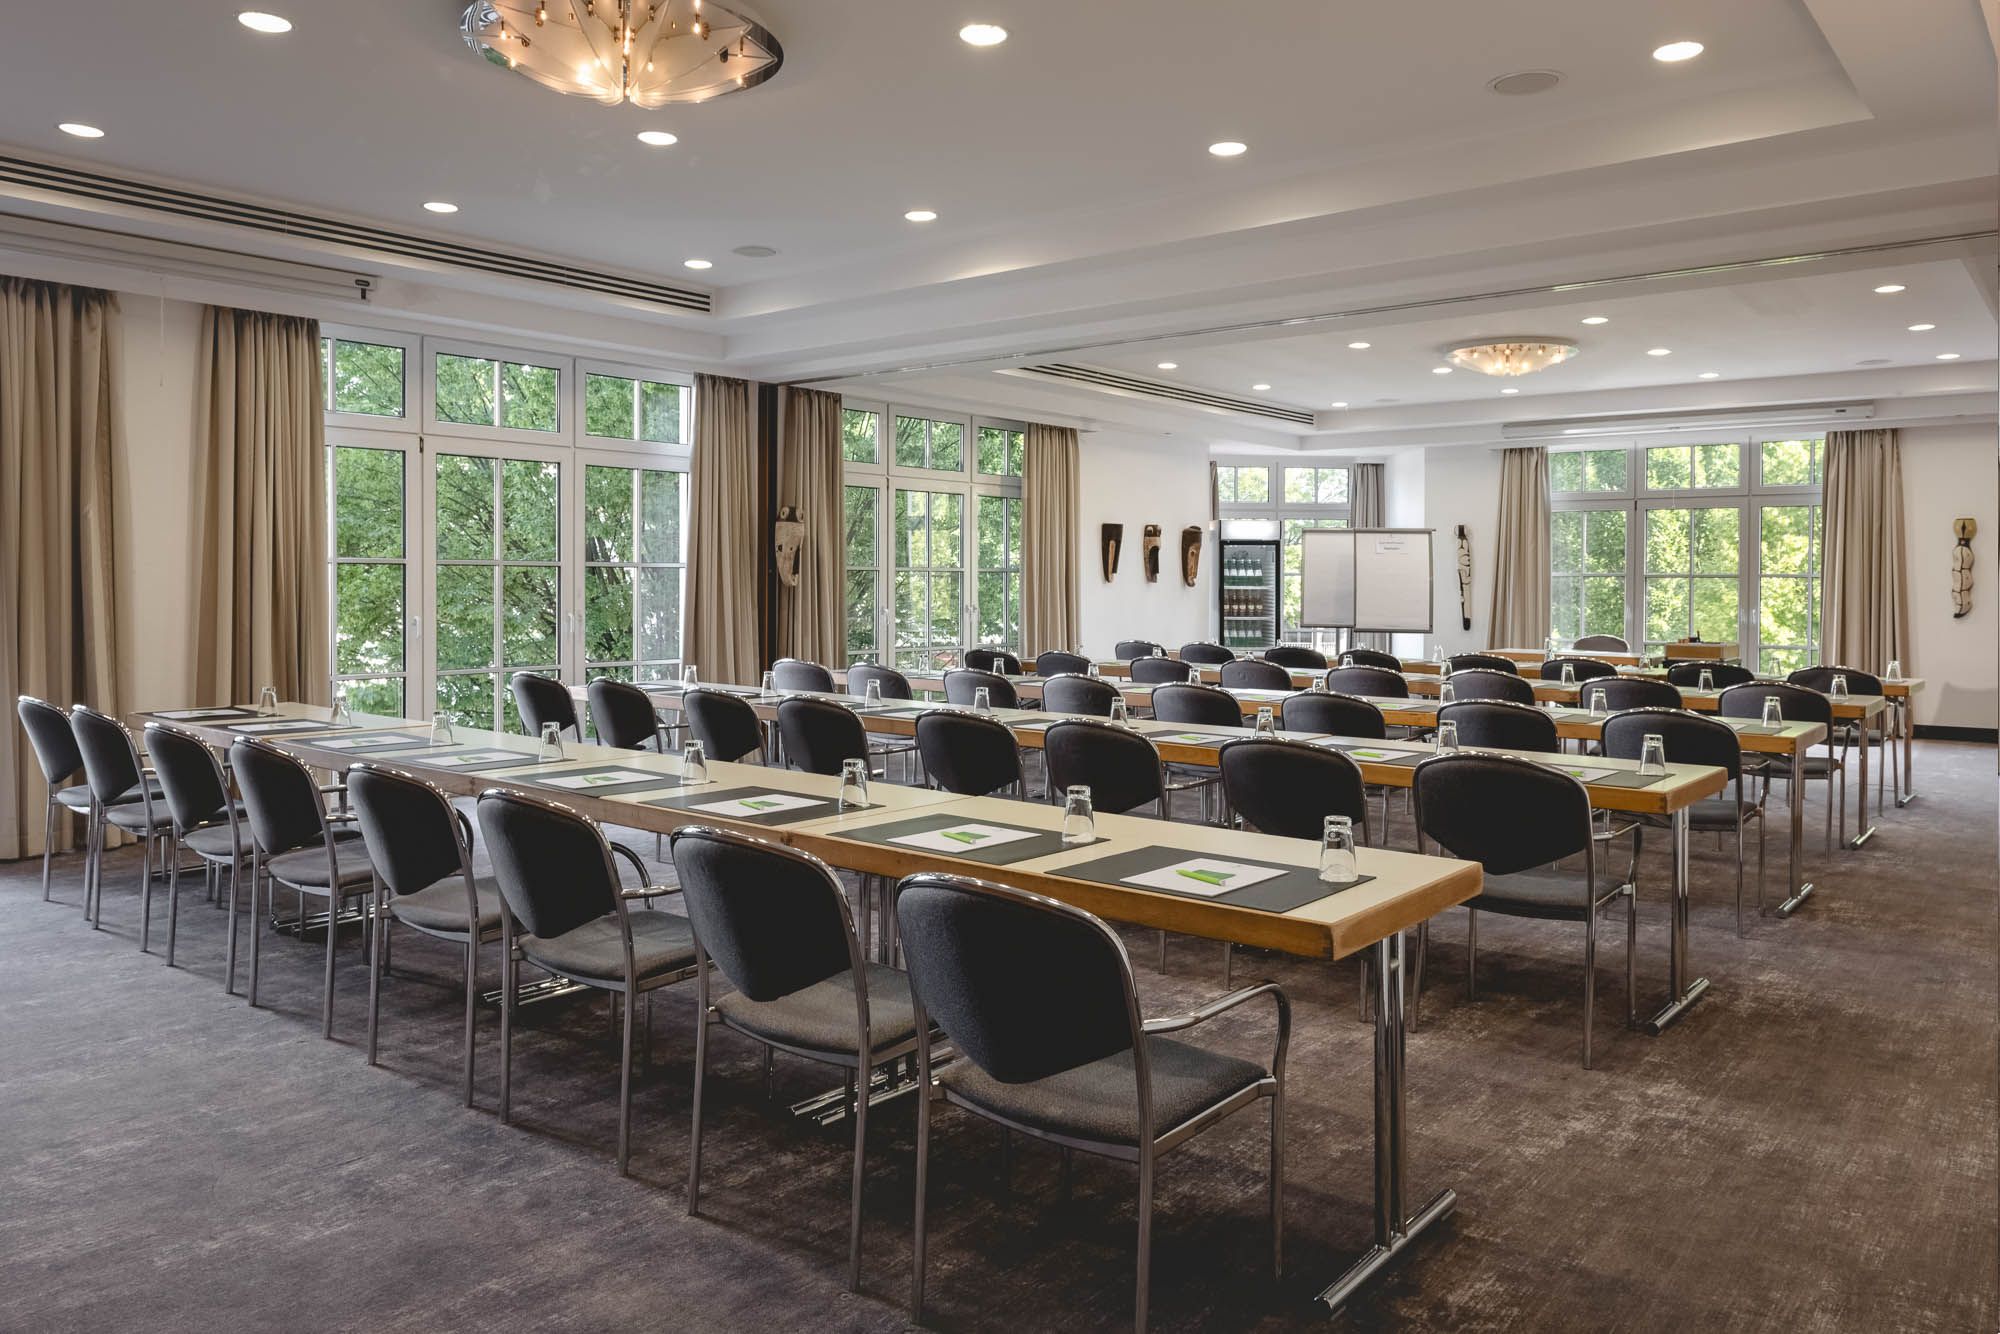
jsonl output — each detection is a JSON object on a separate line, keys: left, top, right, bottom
{"left": 411, "top": 614, "right": 423, "bottom": 644}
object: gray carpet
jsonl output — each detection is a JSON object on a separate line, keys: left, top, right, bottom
{"left": 1, "top": 741, "right": 1994, "bottom": 1332}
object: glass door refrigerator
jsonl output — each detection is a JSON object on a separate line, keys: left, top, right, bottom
{"left": 1217, "top": 537, "right": 1279, "bottom": 650}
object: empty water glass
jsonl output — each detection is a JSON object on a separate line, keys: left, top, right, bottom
{"left": 1885, "top": 658, "right": 1902, "bottom": 681}
{"left": 1698, "top": 668, "right": 1715, "bottom": 692}
{"left": 864, "top": 678, "right": 884, "bottom": 708}
{"left": 1439, "top": 657, "right": 1453, "bottom": 680}
{"left": 1761, "top": 695, "right": 1784, "bottom": 727}
{"left": 1254, "top": 706, "right": 1276, "bottom": 735}
{"left": 1319, "top": 814, "right": 1359, "bottom": 885}
{"left": 839, "top": 757, "right": 869, "bottom": 810}
{"left": 257, "top": 685, "right": 279, "bottom": 716}
{"left": 1430, "top": 642, "right": 1443, "bottom": 664}
{"left": 1588, "top": 688, "right": 1609, "bottom": 719}
{"left": 1559, "top": 660, "right": 1576, "bottom": 686}
{"left": 1638, "top": 733, "right": 1669, "bottom": 776}
{"left": 1438, "top": 681, "right": 1456, "bottom": 705}
{"left": 681, "top": 737, "right": 707, "bottom": 785}
{"left": 1088, "top": 661, "right": 1101, "bottom": 678}
{"left": 1316, "top": 670, "right": 1332, "bottom": 693}
{"left": 1061, "top": 785, "right": 1096, "bottom": 845}
{"left": 538, "top": 722, "right": 564, "bottom": 762}
{"left": 972, "top": 686, "right": 992, "bottom": 713}
{"left": 1829, "top": 673, "right": 1850, "bottom": 700}
{"left": 760, "top": 670, "right": 777, "bottom": 697}
{"left": 1436, "top": 720, "right": 1460, "bottom": 753}
{"left": 328, "top": 681, "right": 351, "bottom": 727}
{"left": 430, "top": 711, "right": 455, "bottom": 746}
{"left": 1109, "top": 695, "right": 1129, "bottom": 725}
{"left": 682, "top": 663, "right": 699, "bottom": 687}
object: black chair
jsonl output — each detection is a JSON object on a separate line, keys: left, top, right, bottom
{"left": 511, "top": 671, "right": 581, "bottom": 741}
{"left": 1263, "top": 644, "right": 1328, "bottom": 670}
{"left": 589, "top": 677, "right": 668, "bottom": 751}
{"left": 1220, "top": 737, "right": 1369, "bottom": 843}
{"left": 916, "top": 710, "right": 1023, "bottom": 798}
{"left": 683, "top": 688, "right": 766, "bottom": 763}
{"left": 1279, "top": 691, "right": 1386, "bottom": 739}
{"left": 673, "top": 827, "right": 928, "bottom": 1290}
{"left": 943, "top": 667, "right": 1017, "bottom": 710}
{"left": 898, "top": 872, "right": 1288, "bottom": 1329}
{"left": 1666, "top": 661, "right": 1755, "bottom": 689}
{"left": 1112, "top": 639, "right": 1163, "bottom": 661}
{"left": 1323, "top": 665, "right": 1408, "bottom": 699}
{"left": 1337, "top": 648, "right": 1401, "bottom": 671}
{"left": 1720, "top": 683, "right": 1843, "bottom": 851}
{"left": 1219, "top": 659, "right": 1292, "bottom": 691}
{"left": 478, "top": 788, "right": 696, "bottom": 1174}
{"left": 1572, "top": 634, "right": 1629, "bottom": 653}
{"left": 1150, "top": 682, "right": 1243, "bottom": 729}
{"left": 777, "top": 696, "right": 872, "bottom": 777}
{"left": 349, "top": 763, "right": 506, "bottom": 1105}
{"left": 1442, "top": 668, "right": 1535, "bottom": 706}
{"left": 1034, "top": 650, "right": 1092, "bottom": 678}
{"left": 846, "top": 662, "right": 914, "bottom": 702}
{"left": 964, "top": 647, "right": 1023, "bottom": 675}
{"left": 1043, "top": 719, "right": 1164, "bottom": 816}
{"left": 1447, "top": 652, "right": 1520, "bottom": 675}
{"left": 1411, "top": 753, "right": 1636, "bottom": 1067}
{"left": 1129, "top": 655, "right": 1193, "bottom": 685}
{"left": 70, "top": 705, "right": 177, "bottom": 946}
{"left": 229, "top": 736, "right": 374, "bottom": 1035}
{"left": 144, "top": 722, "right": 247, "bottom": 976}
{"left": 1582, "top": 677, "right": 1682, "bottom": 712}
{"left": 1438, "top": 700, "right": 1558, "bottom": 753}
{"left": 1178, "top": 642, "right": 1235, "bottom": 666}
{"left": 16, "top": 695, "right": 113, "bottom": 904}
{"left": 1789, "top": 667, "right": 1887, "bottom": 785}
{"left": 772, "top": 658, "right": 836, "bottom": 693}
{"left": 1540, "top": 656, "right": 1619, "bottom": 683}
{"left": 1041, "top": 673, "right": 1119, "bottom": 717}
{"left": 1602, "top": 709, "right": 1764, "bottom": 937}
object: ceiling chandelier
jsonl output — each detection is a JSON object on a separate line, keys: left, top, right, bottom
{"left": 461, "top": 1, "right": 782, "bottom": 107}
{"left": 1445, "top": 338, "right": 1580, "bottom": 377}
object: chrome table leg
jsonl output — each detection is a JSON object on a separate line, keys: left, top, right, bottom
{"left": 1643, "top": 807, "right": 1708, "bottom": 1034}
{"left": 1896, "top": 697, "right": 1919, "bottom": 807}
{"left": 1774, "top": 746, "right": 1814, "bottom": 917}
{"left": 1847, "top": 725, "right": 1875, "bottom": 849}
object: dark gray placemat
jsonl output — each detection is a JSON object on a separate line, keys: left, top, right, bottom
{"left": 223, "top": 720, "right": 360, "bottom": 735}
{"left": 1052, "top": 845, "right": 1372, "bottom": 914}
{"left": 1727, "top": 723, "right": 1784, "bottom": 735}
{"left": 1539, "top": 764, "right": 1667, "bottom": 789}
{"left": 834, "top": 812, "right": 1103, "bottom": 865}
{"left": 408, "top": 747, "right": 550, "bottom": 772}
{"left": 303, "top": 731, "right": 436, "bottom": 754}
{"left": 1137, "top": 727, "right": 1238, "bottom": 747}
{"left": 508, "top": 764, "right": 690, "bottom": 797}
{"left": 151, "top": 707, "right": 260, "bottom": 721}
{"left": 855, "top": 705, "right": 928, "bottom": 720}
{"left": 638, "top": 784, "right": 856, "bottom": 826}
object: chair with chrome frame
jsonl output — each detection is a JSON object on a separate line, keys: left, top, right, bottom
{"left": 1263, "top": 643, "right": 1329, "bottom": 670}
{"left": 916, "top": 710, "right": 1023, "bottom": 798}
{"left": 1276, "top": 692, "right": 1397, "bottom": 839}
{"left": 1112, "top": 639, "right": 1163, "bottom": 661}
{"left": 682, "top": 688, "right": 767, "bottom": 763}
{"left": 898, "top": 871, "right": 1288, "bottom": 1330}
{"left": 1603, "top": 708, "right": 1764, "bottom": 936}
{"left": 1789, "top": 664, "right": 1888, "bottom": 808}
{"left": 1033, "top": 649, "right": 1091, "bottom": 678}
{"left": 511, "top": 670, "right": 582, "bottom": 742}
{"left": 845, "top": 661, "right": 914, "bottom": 702}
{"left": 1219, "top": 659, "right": 1291, "bottom": 691}
{"left": 1437, "top": 699, "right": 1558, "bottom": 752}
{"left": 478, "top": 787, "right": 698, "bottom": 1174}
{"left": 1446, "top": 652, "right": 1520, "bottom": 675}
{"left": 349, "top": 763, "right": 505, "bottom": 1105}
{"left": 1323, "top": 665, "right": 1407, "bottom": 699}
{"left": 964, "top": 647, "right": 1023, "bottom": 675}
{"left": 1572, "top": 633, "right": 1629, "bottom": 654}
{"left": 1043, "top": 719, "right": 1166, "bottom": 817}
{"left": 772, "top": 658, "right": 837, "bottom": 693}
{"left": 1041, "top": 672, "right": 1120, "bottom": 717}
{"left": 672, "top": 826, "right": 929, "bottom": 1290}
{"left": 1129, "top": 655, "right": 1192, "bottom": 685}
{"left": 777, "top": 696, "right": 874, "bottom": 777}
{"left": 1147, "top": 683, "right": 1237, "bottom": 822}
{"left": 1441, "top": 668, "right": 1536, "bottom": 706}
{"left": 144, "top": 722, "right": 249, "bottom": 976}
{"left": 589, "top": 676, "right": 670, "bottom": 751}
{"left": 1720, "top": 681, "right": 1843, "bottom": 851}
{"left": 70, "top": 705, "right": 178, "bottom": 946}
{"left": 1666, "top": 661, "right": 1755, "bottom": 689}
{"left": 1539, "top": 656, "right": 1620, "bottom": 683}
{"left": 943, "top": 667, "right": 1018, "bottom": 710}
{"left": 17, "top": 695, "right": 132, "bottom": 905}
{"left": 1337, "top": 647, "right": 1401, "bottom": 671}
{"left": 1582, "top": 677, "right": 1682, "bottom": 712}
{"left": 1411, "top": 752, "right": 1638, "bottom": 1067}
{"left": 1178, "top": 641, "right": 1235, "bottom": 666}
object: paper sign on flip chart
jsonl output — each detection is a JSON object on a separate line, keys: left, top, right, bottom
{"left": 888, "top": 822, "right": 1041, "bottom": 854}
{"left": 1121, "top": 857, "right": 1287, "bottom": 897}
{"left": 688, "top": 792, "right": 829, "bottom": 818}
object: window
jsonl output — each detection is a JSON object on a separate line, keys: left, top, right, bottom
{"left": 1214, "top": 464, "right": 1270, "bottom": 504}
{"left": 1643, "top": 505, "right": 1741, "bottom": 654}
{"left": 583, "top": 373, "right": 684, "bottom": 444}
{"left": 1550, "top": 508, "right": 1628, "bottom": 644}
{"left": 977, "top": 426, "right": 1025, "bottom": 478}
{"left": 433, "top": 351, "right": 561, "bottom": 433}
{"left": 894, "top": 488, "right": 964, "bottom": 670}
{"left": 1216, "top": 458, "right": 1352, "bottom": 639}
{"left": 1644, "top": 442, "right": 1740, "bottom": 491}
{"left": 1758, "top": 503, "right": 1821, "bottom": 675}
{"left": 976, "top": 494, "right": 1023, "bottom": 647}
{"left": 1549, "top": 448, "right": 1627, "bottom": 494}
{"left": 894, "top": 414, "right": 964, "bottom": 472}
{"left": 583, "top": 464, "right": 685, "bottom": 683}
{"left": 433, "top": 453, "right": 562, "bottom": 732}
{"left": 844, "top": 485, "right": 880, "bottom": 659}
{"left": 321, "top": 338, "right": 406, "bottom": 418}
{"left": 842, "top": 408, "right": 879, "bottom": 465}
{"left": 328, "top": 442, "right": 409, "bottom": 715}
{"left": 1283, "top": 466, "right": 1349, "bottom": 505}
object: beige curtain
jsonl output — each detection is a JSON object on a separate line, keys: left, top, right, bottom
{"left": 189, "top": 306, "right": 328, "bottom": 707}
{"left": 1020, "top": 422, "right": 1081, "bottom": 655}
{"left": 774, "top": 386, "right": 844, "bottom": 667}
{"left": 1819, "top": 428, "right": 1909, "bottom": 672}
{"left": 1351, "top": 462, "right": 1387, "bottom": 649}
{"left": 0, "top": 277, "right": 120, "bottom": 861}
{"left": 684, "top": 373, "right": 761, "bottom": 682}
{"left": 1487, "top": 446, "right": 1550, "bottom": 649}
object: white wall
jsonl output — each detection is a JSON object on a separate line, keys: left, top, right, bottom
{"left": 1075, "top": 429, "right": 1214, "bottom": 656}
{"left": 1385, "top": 445, "right": 1502, "bottom": 660}
{"left": 1898, "top": 422, "right": 1997, "bottom": 729}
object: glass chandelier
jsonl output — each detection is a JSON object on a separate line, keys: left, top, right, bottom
{"left": 1445, "top": 339, "right": 1580, "bottom": 377}
{"left": 461, "top": 0, "right": 783, "bottom": 107}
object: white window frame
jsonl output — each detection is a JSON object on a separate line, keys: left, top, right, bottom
{"left": 321, "top": 327, "right": 420, "bottom": 434}
{"left": 325, "top": 424, "right": 417, "bottom": 716}
{"left": 422, "top": 334, "right": 575, "bottom": 450}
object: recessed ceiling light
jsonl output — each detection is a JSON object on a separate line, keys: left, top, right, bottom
{"left": 237, "top": 11, "right": 292, "bottom": 33}
{"left": 958, "top": 23, "right": 1007, "bottom": 47}
{"left": 57, "top": 122, "right": 104, "bottom": 139}
{"left": 1500, "top": 387, "right": 1520, "bottom": 394}
{"left": 903, "top": 209, "right": 938, "bottom": 223}
{"left": 1873, "top": 284, "right": 1906, "bottom": 294}
{"left": 733, "top": 244, "right": 777, "bottom": 258}
{"left": 422, "top": 200, "right": 458, "bottom": 214}
{"left": 1208, "top": 141, "right": 1248, "bottom": 158}
{"left": 636, "top": 129, "right": 678, "bottom": 146}
{"left": 1580, "top": 315, "right": 1609, "bottom": 325}
{"left": 1329, "top": 401, "right": 1348, "bottom": 408}
{"left": 1251, "top": 383, "right": 1271, "bottom": 391}
{"left": 1652, "top": 40, "right": 1704, "bottom": 62}
{"left": 1907, "top": 323, "right": 1936, "bottom": 332}
{"left": 684, "top": 258, "right": 713, "bottom": 270}
{"left": 1646, "top": 347, "right": 1672, "bottom": 356}
{"left": 1697, "top": 371, "right": 1721, "bottom": 379}
{"left": 1936, "top": 352, "right": 1961, "bottom": 360}
{"left": 1346, "top": 341, "right": 1371, "bottom": 350}
{"left": 1156, "top": 362, "right": 1178, "bottom": 370}
{"left": 1488, "top": 70, "right": 1562, "bottom": 96}
{"left": 1431, "top": 366, "right": 1453, "bottom": 375}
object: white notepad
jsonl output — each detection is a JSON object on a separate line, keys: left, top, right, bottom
{"left": 688, "top": 792, "right": 829, "bottom": 818}
{"left": 889, "top": 822, "right": 1040, "bottom": 854}
{"left": 1122, "top": 858, "right": 1286, "bottom": 897}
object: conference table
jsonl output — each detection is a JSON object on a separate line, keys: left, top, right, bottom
{"left": 132, "top": 700, "right": 1482, "bottom": 1314}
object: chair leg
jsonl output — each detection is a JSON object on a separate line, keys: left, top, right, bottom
{"left": 1269, "top": 1086, "right": 1285, "bottom": 1279}
{"left": 1409, "top": 918, "right": 1428, "bottom": 1031}
{"left": 911, "top": 1071, "right": 932, "bottom": 1319}
{"left": 367, "top": 880, "right": 385, "bottom": 1067}
{"left": 322, "top": 889, "right": 338, "bottom": 1040}
{"left": 848, "top": 1055, "right": 870, "bottom": 1291}
{"left": 687, "top": 1009, "right": 708, "bottom": 1214}
{"left": 1735, "top": 817, "right": 1746, "bottom": 939}
{"left": 499, "top": 943, "right": 516, "bottom": 1124}
{"left": 1583, "top": 905, "right": 1597, "bottom": 1070}
{"left": 1157, "top": 929, "right": 1167, "bottom": 973}
{"left": 225, "top": 860, "right": 243, "bottom": 996}
{"left": 616, "top": 983, "right": 636, "bottom": 1175}
{"left": 1625, "top": 884, "right": 1637, "bottom": 1029}
{"left": 1223, "top": 941, "right": 1234, "bottom": 987}
{"left": 1466, "top": 908, "right": 1478, "bottom": 1000}
{"left": 41, "top": 796, "right": 56, "bottom": 902}
{"left": 247, "top": 855, "right": 263, "bottom": 1007}
{"left": 462, "top": 937, "right": 479, "bottom": 1108}
{"left": 1135, "top": 1144, "right": 1155, "bottom": 1332}
{"left": 139, "top": 825, "right": 155, "bottom": 953}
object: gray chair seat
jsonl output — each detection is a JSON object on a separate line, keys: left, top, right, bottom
{"left": 1474, "top": 869, "right": 1601, "bottom": 922}
{"left": 182, "top": 819, "right": 248, "bottom": 860}
{"left": 1758, "top": 753, "right": 1841, "bottom": 777}
{"left": 103, "top": 800, "right": 179, "bottom": 834}
{"left": 391, "top": 876, "right": 505, "bottom": 935}
{"left": 1637, "top": 795, "right": 1759, "bottom": 832}
{"left": 264, "top": 829, "right": 373, "bottom": 890}
{"left": 938, "top": 1035, "right": 1267, "bottom": 1146}
{"left": 520, "top": 910, "right": 697, "bottom": 985}
{"left": 713, "top": 963, "right": 920, "bottom": 1057}
{"left": 63, "top": 776, "right": 165, "bottom": 811}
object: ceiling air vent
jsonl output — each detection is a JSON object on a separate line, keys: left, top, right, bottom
{"left": 1017, "top": 364, "right": 1317, "bottom": 426}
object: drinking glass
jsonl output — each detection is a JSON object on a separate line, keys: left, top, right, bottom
{"left": 682, "top": 663, "right": 699, "bottom": 687}
{"left": 1436, "top": 720, "right": 1460, "bottom": 753}
{"left": 1588, "top": 688, "right": 1609, "bottom": 719}
{"left": 1319, "top": 814, "right": 1359, "bottom": 885}
{"left": 1061, "top": 785, "right": 1096, "bottom": 845}
{"left": 760, "top": 670, "right": 777, "bottom": 697}
{"left": 864, "top": 678, "right": 884, "bottom": 708}
{"left": 1761, "top": 695, "right": 1783, "bottom": 727}
{"left": 1829, "top": 674, "right": 1850, "bottom": 700}
{"left": 538, "top": 722, "right": 564, "bottom": 762}
{"left": 328, "top": 681, "right": 351, "bottom": 727}
{"left": 1316, "top": 670, "right": 1332, "bottom": 693}
{"left": 1109, "top": 695, "right": 1129, "bottom": 725}
{"left": 1438, "top": 681, "right": 1456, "bottom": 705}
{"left": 839, "top": 758, "right": 870, "bottom": 811}
{"left": 1698, "top": 669, "right": 1715, "bottom": 692}
{"left": 1438, "top": 657, "right": 1453, "bottom": 680}
{"left": 1638, "top": 733, "right": 1669, "bottom": 776}
{"left": 1088, "top": 661, "right": 1101, "bottom": 678}
{"left": 972, "top": 686, "right": 992, "bottom": 713}
{"left": 430, "top": 712, "right": 455, "bottom": 746}
{"left": 1559, "top": 661, "right": 1576, "bottom": 686}
{"left": 1254, "top": 706, "right": 1276, "bottom": 735}
{"left": 257, "top": 685, "right": 279, "bottom": 716}
{"left": 681, "top": 738, "right": 708, "bottom": 785}
{"left": 1429, "top": 641, "right": 1443, "bottom": 664}
{"left": 1885, "top": 658, "right": 1902, "bottom": 681}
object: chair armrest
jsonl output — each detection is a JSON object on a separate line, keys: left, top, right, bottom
{"left": 1143, "top": 981, "right": 1291, "bottom": 1078}
{"left": 317, "top": 782, "right": 348, "bottom": 796}
{"left": 608, "top": 840, "right": 681, "bottom": 900}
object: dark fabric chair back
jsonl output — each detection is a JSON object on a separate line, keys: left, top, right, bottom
{"left": 1264, "top": 644, "right": 1329, "bottom": 670}
{"left": 70, "top": 705, "right": 143, "bottom": 806}
{"left": 1438, "top": 700, "right": 1558, "bottom": 753}
{"left": 1279, "top": 691, "right": 1386, "bottom": 739}
{"left": 1043, "top": 720, "right": 1162, "bottom": 815}
{"left": 683, "top": 688, "right": 764, "bottom": 763}
{"left": 1572, "top": 634, "right": 1629, "bottom": 653}
{"left": 1788, "top": 665, "right": 1883, "bottom": 696}
{"left": 1178, "top": 642, "right": 1236, "bottom": 666}
{"left": 1041, "top": 673, "right": 1118, "bottom": 717}
{"left": 1150, "top": 682, "right": 1243, "bottom": 728}
{"left": 1413, "top": 753, "right": 1590, "bottom": 873}
{"left": 1112, "top": 640, "right": 1162, "bottom": 661}
{"left": 510, "top": 671, "right": 579, "bottom": 739}
{"left": 350, "top": 764, "right": 468, "bottom": 897}
{"left": 1338, "top": 648, "right": 1401, "bottom": 671}
{"left": 1219, "top": 738, "right": 1367, "bottom": 840}
{"left": 476, "top": 789, "right": 618, "bottom": 940}
{"left": 1444, "top": 668, "right": 1535, "bottom": 705}
{"left": 777, "top": 696, "right": 868, "bottom": 776}
{"left": 1219, "top": 659, "right": 1291, "bottom": 690}
{"left": 944, "top": 668, "right": 1017, "bottom": 709}
{"left": 16, "top": 696, "right": 82, "bottom": 785}
{"left": 672, "top": 827, "right": 855, "bottom": 1004}
{"left": 846, "top": 662, "right": 914, "bottom": 701}
{"left": 143, "top": 723, "right": 230, "bottom": 831}
{"left": 1667, "top": 661, "right": 1755, "bottom": 688}
{"left": 1601, "top": 708, "right": 1739, "bottom": 779}
{"left": 916, "top": 711, "right": 1022, "bottom": 797}
{"left": 1034, "top": 650, "right": 1091, "bottom": 678}
{"left": 1324, "top": 665, "right": 1407, "bottom": 699}
{"left": 228, "top": 737, "right": 327, "bottom": 857}
{"left": 772, "top": 658, "right": 836, "bottom": 693}
{"left": 963, "top": 648, "right": 1023, "bottom": 675}
{"left": 1540, "top": 656, "right": 1619, "bottom": 682}
{"left": 588, "top": 677, "right": 662, "bottom": 750}
{"left": 896, "top": 873, "right": 1138, "bottom": 1085}
{"left": 1581, "top": 677, "right": 1682, "bottom": 712}
{"left": 1718, "top": 681, "right": 1830, "bottom": 726}
{"left": 1129, "top": 655, "right": 1192, "bottom": 685}
{"left": 1447, "top": 652, "right": 1519, "bottom": 675}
